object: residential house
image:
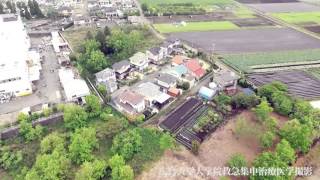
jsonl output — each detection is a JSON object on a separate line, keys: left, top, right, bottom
{"left": 129, "top": 52, "right": 148, "bottom": 71}
{"left": 167, "top": 87, "right": 180, "bottom": 97}
{"left": 156, "top": 73, "right": 177, "bottom": 90}
{"left": 171, "top": 55, "right": 185, "bottom": 66}
{"left": 105, "top": 7, "right": 123, "bottom": 18}
{"left": 116, "top": 90, "right": 145, "bottom": 115}
{"left": 162, "top": 39, "right": 181, "bottom": 55}
{"left": 182, "top": 74, "right": 196, "bottom": 88}
{"left": 146, "top": 46, "right": 167, "bottom": 64}
{"left": 213, "top": 69, "right": 240, "bottom": 95}
{"left": 112, "top": 60, "right": 131, "bottom": 79}
{"left": 134, "top": 82, "right": 171, "bottom": 109}
{"left": 73, "top": 16, "right": 92, "bottom": 26}
{"left": 95, "top": 68, "right": 118, "bottom": 93}
{"left": 167, "top": 64, "right": 188, "bottom": 79}
{"left": 185, "top": 59, "right": 206, "bottom": 79}
{"left": 98, "top": 0, "right": 113, "bottom": 7}
{"left": 57, "top": 6, "right": 73, "bottom": 17}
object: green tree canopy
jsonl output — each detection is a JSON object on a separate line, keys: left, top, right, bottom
{"left": 68, "top": 127, "right": 98, "bottom": 164}
{"left": 85, "top": 95, "right": 102, "bottom": 117}
{"left": 0, "top": 146, "right": 23, "bottom": 171}
{"left": 19, "top": 120, "right": 43, "bottom": 142}
{"left": 109, "top": 154, "right": 134, "bottom": 180}
{"left": 159, "top": 133, "right": 175, "bottom": 150}
{"left": 111, "top": 128, "right": 142, "bottom": 160}
{"left": 254, "top": 98, "right": 273, "bottom": 122}
{"left": 75, "top": 159, "right": 107, "bottom": 180}
{"left": 271, "top": 91, "right": 293, "bottom": 116}
{"left": 280, "top": 119, "right": 312, "bottom": 153}
{"left": 40, "top": 132, "right": 65, "bottom": 154}
{"left": 260, "top": 131, "right": 275, "bottom": 149}
{"left": 275, "top": 139, "right": 296, "bottom": 165}
{"left": 63, "top": 104, "right": 88, "bottom": 130}
{"left": 227, "top": 153, "right": 247, "bottom": 171}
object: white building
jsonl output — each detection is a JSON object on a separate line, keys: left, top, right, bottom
{"left": 0, "top": 14, "right": 41, "bottom": 98}
{"left": 58, "top": 68, "right": 90, "bottom": 102}
{"left": 51, "top": 31, "right": 69, "bottom": 53}
{"left": 95, "top": 68, "right": 118, "bottom": 93}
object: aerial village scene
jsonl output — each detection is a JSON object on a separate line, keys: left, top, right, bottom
{"left": 0, "top": 0, "right": 320, "bottom": 179}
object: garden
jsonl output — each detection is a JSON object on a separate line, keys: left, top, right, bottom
{"left": 272, "top": 12, "right": 320, "bottom": 25}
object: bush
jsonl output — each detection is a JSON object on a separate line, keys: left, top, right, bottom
{"left": 260, "top": 131, "right": 275, "bottom": 149}
{"left": 231, "top": 93, "right": 260, "bottom": 109}
{"left": 227, "top": 153, "right": 247, "bottom": 171}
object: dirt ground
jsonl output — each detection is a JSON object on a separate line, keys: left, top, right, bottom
{"left": 138, "top": 111, "right": 263, "bottom": 180}
{"left": 296, "top": 143, "right": 320, "bottom": 180}
{"left": 247, "top": 2, "right": 320, "bottom": 13}
{"left": 168, "top": 27, "right": 320, "bottom": 54}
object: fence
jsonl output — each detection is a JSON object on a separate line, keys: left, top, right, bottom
{"left": 0, "top": 113, "right": 64, "bottom": 140}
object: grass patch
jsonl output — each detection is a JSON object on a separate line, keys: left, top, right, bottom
{"left": 62, "top": 27, "right": 96, "bottom": 53}
{"left": 305, "top": 68, "right": 320, "bottom": 79}
{"left": 222, "top": 49, "right": 320, "bottom": 72}
{"left": 272, "top": 12, "right": 320, "bottom": 25}
{"left": 154, "top": 21, "right": 239, "bottom": 33}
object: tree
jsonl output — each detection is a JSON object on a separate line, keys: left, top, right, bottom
{"left": 271, "top": 91, "right": 293, "bottom": 116}
{"left": 23, "top": 5, "right": 32, "bottom": 20}
{"left": 68, "top": 127, "right": 98, "bottom": 164}
{"left": 275, "top": 139, "right": 296, "bottom": 165}
{"left": 25, "top": 150, "right": 71, "bottom": 180}
{"left": 19, "top": 120, "right": 43, "bottom": 141}
{"left": 111, "top": 128, "right": 142, "bottom": 160}
{"left": 178, "top": 82, "right": 190, "bottom": 90}
{"left": 86, "top": 50, "right": 108, "bottom": 73}
{"left": 257, "top": 81, "right": 287, "bottom": 101}
{"left": 95, "top": 30, "right": 106, "bottom": 47}
{"left": 75, "top": 159, "right": 107, "bottom": 180}
{"left": 28, "top": 0, "right": 35, "bottom": 16}
{"left": 280, "top": 119, "right": 312, "bottom": 153}
{"left": 63, "top": 104, "right": 88, "bottom": 130}
{"left": 104, "top": 26, "right": 111, "bottom": 36}
{"left": 227, "top": 153, "right": 247, "bottom": 171}
{"left": 97, "top": 84, "right": 107, "bottom": 96}
{"left": 0, "top": 146, "right": 23, "bottom": 170}
{"left": 6, "top": 1, "right": 16, "bottom": 13}
{"left": 109, "top": 154, "right": 134, "bottom": 180}
{"left": 253, "top": 98, "right": 273, "bottom": 122}
{"left": 263, "top": 117, "right": 278, "bottom": 133}
{"left": 260, "top": 131, "right": 275, "bottom": 149}
{"left": 292, "top": 100, "right": 313, "bottom": 120}
{"left": 191, "top": 140, "right": 200, "bottom": 155}
{"left": 141, "top": 3, "right": 148, "bottom": 12}
{"left": 159, "top": 133, "right": 175, "bottom": 150}
{"left": 40, "top": 132, "right": 65, "bottom": 154}
{"left": 0, "top": 3, "right": 4, "bottom": 14}
{"left": 231, "top": 93, "right": 260, "bottom": 109}
{"left": 85, "top": 95, "right": 102, "bottom": 117}
{"left": 33, "top": 0, "right": 44, "bottom": 18}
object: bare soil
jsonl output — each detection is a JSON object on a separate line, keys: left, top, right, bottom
{"left": 305, "top": 26, "right": 320, "bottom": 34}
{"left": 138, "top": 111, "right": 262, "bottom": 180}
{"left": 295, "top": 143, "right": 320, "bottom": 180}
{"left": 235, "top": 0, "right": 298, "bottom": 4}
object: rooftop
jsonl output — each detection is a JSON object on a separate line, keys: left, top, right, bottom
{"left": 95, "top": 68, "right": 115, "bottom": 80}
{"left": 112, "top": 60, "right": 130, "bottom": 71}
{"left": 119, "top": 90, "right": 145, "bottom": 105}
{"left": 157, "top": 73, "right": 177, "bottom": 84}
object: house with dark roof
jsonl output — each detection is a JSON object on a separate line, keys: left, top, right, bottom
{"left": 146, "top": 46, "right": 167, "bottom": 64}
{"left": 112, "top": 60, "right": 131, "bottom": 79}
{"left": 95, "top": 68, "right": 118, "bottom": 93}
{"left": 213, "top": 69, "right": 240, "bottom": 94}
{"left": 115, "top": 90, "right": 145, "bottom": 115}
{"left": 185, "top": 59, "right": 206, "bottom": 79}
{"left": 156, "top": 73, "right": 178, "bottom": 89}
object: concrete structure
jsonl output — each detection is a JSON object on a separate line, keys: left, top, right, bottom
{"left": 0, "top": 14, "right": 41, "bottom": 99}
{"left": 58, "top": 68, "right": 90, "bottom": 102}
{"left": 51, "top": 31, "right": 69, "bottom": 53}
{"left": 116, "top": 90, "right": 145, "bottom": 115}
{"left": 129, "top": 52, "right": 148, "bottom": 71}
{"left": 95, "top": 68, "right": 118, "bottom": 93}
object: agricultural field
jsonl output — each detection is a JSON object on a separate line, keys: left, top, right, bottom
{"left": 168, "top": 28, "right": 320, "bottom": 54}
{"left": 153, "top": 21, "right": 239, "bottom": 33}
{"left": 248, "top": 2, "right": 320, "bottom": 13}
{"left": 272, "top": 12, "right": 320, "bottom": 25}
{"left": 222, "top": 49, "right": 320, "bottom": 72}
{"left": 139, "top": 0, "right": 236, "bottom": 15}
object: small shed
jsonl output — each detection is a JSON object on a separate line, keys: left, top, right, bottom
{"left": 198, "top": 86, "right": 216, "bottom": 100}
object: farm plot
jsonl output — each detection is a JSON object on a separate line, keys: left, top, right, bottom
{"left": 248, "top": 2, "right": 320, "bottom": 13}
{"left": 247, "top": 71, "right": 320, "bottom": 100}
{"left": 222, "top": 49, "right": 320, "bottom": 72}
{"left": 305, "top": 25, "right": 320, "bottom": 34}
{"left": 272, "top": 12, "right": 320, "bottom": 25}
{"left": 153, "top": 21, "right": 240, "bottom": 33}
{"left": 230, "top": 17, "right": 274, "bottom": 27}
{"left": 168, "top": 28, "right": 320, "bottom": 54}
{"left": 139, "top": 0, "right": 236, "bottom": 15}
{"left": 235, "top": 0, "right": 298, "bottom": 4}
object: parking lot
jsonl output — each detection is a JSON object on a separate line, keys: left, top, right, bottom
{"left": 0, "top": 36, "right": 62, "bottom": 115}
{"left": 168, "top": 27, "right": 320, "bottom": 54}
